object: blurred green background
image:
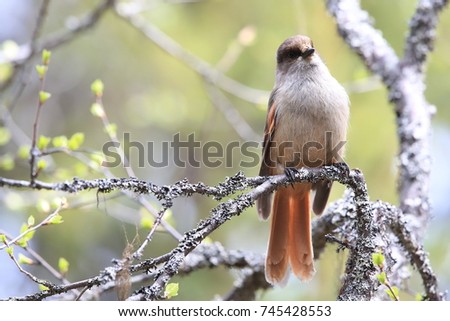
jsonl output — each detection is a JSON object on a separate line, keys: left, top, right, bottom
{"left": 0, "top": 0, "right": 449, "bottom": 300}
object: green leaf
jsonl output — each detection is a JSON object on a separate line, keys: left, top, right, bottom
{"left": 37, "top": 159, "right": 47, "bottom": 170}
{"left": 18, "top": 253, "right": 34, "bottom": 265}
{"left": 58, "top": 257, "right": 70, "bottom": 274}
{"left": 0, "top": 234, "right": 7, "bottom": 243}
{"left": 6, "top": 246, "right": 13, "bottom": 256}
{"left": 48, "top": 214, "right": 64, "bottom": 225}
{"left": 164, "top": 283, "right": 179, "bottom": 299}
{"left": 27, "top": 215, "right": 35, "bottom": 227}
{"left": 68, "top": 132, "right": 85, "bottom": 150}
{"left": 415, "top": 293, "right": 423, "bottom": 301}
{"left": 38, "top": 284, "right": 49, "bottom": 291}
{"left": 41, "top": 49, "right": 51, "bottom": 65}
{"left": 52, "top": 135, "right": 68, "bottom": 148}
{"left": 73, "top": 163, "right": 88, "bottom": 177}
{"left": 140, "top": 216, "right": 153, "bottom": 229}
{"left": 0, "top": 127, "right": 11, "bottom": 145}
{"left": 372, "top": 251, "right": 385, "bottom": 267}
{"left": 50, "top": 197, "right": 67, "bottom": 209}
{"left": 104, "top": 123, "right": 117, "bottom": 137}
{"left": 385, "top": 286, "right": 399, "bottom": 300}
{"left": 202, "top": 237, "right": 213, "bottom": 245}
{"left": 17, "top": 145, "right": 30, "bottom": 159}
{"left": 39, "top": 91, "right": 51, "bottom": 104}
{"left": 90, "top": 153, "right": 104, "bottom": 168}
{"left": 376, "top": 272, "right": 387, "bottom": 284}
{"left": 91, "top": 79, "right": 104, "bottom": 97}
{"left": 0, "top": 154, "right": 15, "bottom": 171}
{"left": 37, "top": 199, "right": 51, "bottom": 213}
{"left": 0, "top": 62, "right": 13, "bottom": 83}
{"left": 19, "top": 223, "right": 35, "bottom": 243}
{"left": 2, "top": 40, "right": 20, "bottom": 60}
{"left": 37, "top": 136, "right": 51, "bottom": 150}
{"left": 16, "top": 238, "right": 27, "bottom": 248}
{"left": 35, "top": 65, "right": 47, "bottom": 79}
{"left": 90, "top": 102, "right": 105, "bottom": 117}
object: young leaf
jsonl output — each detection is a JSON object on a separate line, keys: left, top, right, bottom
{"left": 48, "top": 214, "right": 64, "bottom": 225}
{"left": 140, "top": 216, "right": 153, "bottom": 229}
{"left": 385, "top": 286, "right": 400, "bottom": 301}
{"left": 202, "top": 237, "right": 213, "bottom": 245}
{"left": 376, "top": 271, "right": 387, "bottom": 284}
{"left": 6, "top": 246, "right": 13, "bottom": 256}
{"left": 164, "top": 283, "right": 179, "bottom": 299}
{"left": 0, "top": 62, "right": 13, "bottom": 83}
{"left": 18, "top": 253, "right": 34, "bottom": 265}
{"left": 104, "top": 123, "right": 117, "bottom": 137}
{"left": 0, "top": 234, "right": 7, "bottom": 243}
{"left": 35, "top": 65, "right": 47, "bottom": 79}
{"left": 50, "top": 197, "right": 67, "bottom": 209}
{"left": 0, "top": 154, "right": 14, "bottom": 171}
{"left": 41, "top": 49, "right": 51, "bottom": 65}
{"left": 52, "top": 135, "right": 68, "bottom": 148}
{"left": 39, "top": 91, "right": 51, "bottom": 104}
{"left": 16, "top": 239, "right": 27, "bottom": 248}
{"left": 91, "top": 79, "right": 104, "bottom": 97}
{"left": 68, "top": 132, "right": 85, "bottom": 150}
{"left": 27, "top": 215, "right": 35, "bottom": 227}
{"left": 37, "top": 159, "right": 47, "bottom": 170}
{"left": 17, "top": 145, "right": 31, "bottom": 159}
{"left": 58, "top": 257, "right": 70, "bottom": 274}
{"left": 2, "top": 40, "right": 20, "bottom": 60}
{"left": 0, "top": 127, "right": 11, "bottom": 145}
{"left": 37, "top": 136, "right": 51, "bottom": 150}
{"left": 18, "top": 223, "right": 35, "bottom": 245}
{"left": 90, "top": 154, "right": 104, "bottom": 168}
{"left": 38, "top": 284, "right": 49, "bottom": 291}
{"left": 37, "top": 199, "right": 51, "bottom": 213}
{"left": 90, "top": 102, "right": 105, "bottom": 117}
{"left": 372, "top": 251, "right": 385, "bottom": 267}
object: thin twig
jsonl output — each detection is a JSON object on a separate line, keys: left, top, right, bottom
{"left": 113, "top": 3, "right": 269, "bottom": 104}
{"left": 0, "top": 204, "right": 65, "bottom": 250}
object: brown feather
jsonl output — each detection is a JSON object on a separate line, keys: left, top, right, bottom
{"left": 288, "top": 184, "right": 315, "bottom": 281}
{"left": 266, "top": 184, "right": 315, "bottom": 285}
{"left": 312, "top": 180, "right": 332, "bottom": 215}
{"left": 265, "top": 189, "right": 290, "bottom": 285}
{"left": 257, "top": 98, "right": 277, "bottom": 220}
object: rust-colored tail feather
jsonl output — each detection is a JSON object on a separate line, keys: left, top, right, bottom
{"left": 265, "top": 184, "right": 315, "bottom": 285}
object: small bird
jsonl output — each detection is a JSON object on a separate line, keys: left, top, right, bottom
{"left": 257, "top": 35, "right": 350, "bottom": 285}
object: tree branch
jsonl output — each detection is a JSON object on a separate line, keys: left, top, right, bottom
{"left": 326, "top": 0, "right": 448, "bottom": 225}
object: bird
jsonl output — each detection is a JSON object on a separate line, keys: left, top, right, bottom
{"left": 256, "top": 35, "right": 350, "bottom": 285}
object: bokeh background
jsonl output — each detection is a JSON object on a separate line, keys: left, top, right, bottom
{"left": 0, "top": 0, "right": 449, "bottom": 300}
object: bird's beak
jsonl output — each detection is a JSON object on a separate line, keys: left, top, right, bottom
{"left": 301, "top": 47, "right": 315, "bottom": 59}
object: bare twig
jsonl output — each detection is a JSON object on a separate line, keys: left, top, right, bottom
{"left": 8, "top": 253, "right": 55, "bottom": 290}
{"left": 204, "top": 84, "right": 260, "bottom": 141}
{"left": 113, "top": 3, "right": 269, "bottom": 104}
{"left": 133, "top": 207, "right": 169, "bottom": 260}
{"left": 30, "top": 0, "right": 52, "bottom": 56}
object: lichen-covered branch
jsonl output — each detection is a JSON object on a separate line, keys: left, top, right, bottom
{"left": 326, "top": 0, "right": 447, "bottom": 300}
{"left": 2, "top": 164, "right": 443, "bottom": 300}
{"left": 326, "top": 0, "right": 448, "bottom": 224}
{"left": 382, "top": 204, "right": 444, "bottom": 300}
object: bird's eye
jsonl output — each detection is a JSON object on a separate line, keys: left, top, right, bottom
{"left": 288, "top": 49, "right": 302, "bottom": 59}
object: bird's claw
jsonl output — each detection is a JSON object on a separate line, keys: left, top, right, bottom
{"left": 284, "top": 167, "right": 298, "bottom": 188}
